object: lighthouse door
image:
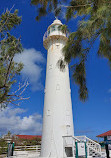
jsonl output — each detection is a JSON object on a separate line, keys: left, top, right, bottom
{"left": 65, "top": 147, "right": 73, "bottom": 157}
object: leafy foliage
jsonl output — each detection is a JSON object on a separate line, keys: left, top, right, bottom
{"left": 58, "top": 24, "right": 69, "bottom": 34}
{"left": 12, "top": 137, "right": 41, "bottom": 146}
{"left": 31, "top": 0, "right": 111, "bottom": 102}
{"left": 0, "top": 9, "right": 21, "bottom": 36}
{"left": 0, "top": 139, "right": 7, "bottom": 155}
{"left": 0, "top": 8, "right": 24, "bottom": 108}
{"left": 31, "top": 0, "right": 64, "bottom": 20}
{"left": 20, "top": 138, "right": 41, "bottom": 146}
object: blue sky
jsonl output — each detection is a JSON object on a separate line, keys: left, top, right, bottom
{"left": 0, "top": 0, "right": 111, "bottom": 141}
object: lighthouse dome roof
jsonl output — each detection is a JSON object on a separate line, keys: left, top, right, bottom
{"left": 47, "top": 18, "right": 62, "bottom": 30}
{"left": 52, "top": 19, "right": 62, "bottom": 25}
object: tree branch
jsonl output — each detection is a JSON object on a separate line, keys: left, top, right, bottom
{"left": 59, "top": 3, "right": 92, "bottom": 8}
{"left": 0, "top": 81, "right": 30, "bottom": 107}
{"left": 3, "top": 36, "right": 21, "bottom": 88}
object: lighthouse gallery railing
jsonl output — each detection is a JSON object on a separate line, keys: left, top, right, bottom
{"left": 43, "top": 30, "right": 69, "bottom": 41}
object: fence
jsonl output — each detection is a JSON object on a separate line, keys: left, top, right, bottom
{"left": 0, "top": 145, "right": 41, "bottom": 157}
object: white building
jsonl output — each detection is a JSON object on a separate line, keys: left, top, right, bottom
{"left": 40, "top": 19, "right": 74, "bottom": 158}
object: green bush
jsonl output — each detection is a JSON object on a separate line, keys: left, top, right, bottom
{"left": 0, "top": 139, "right": 7, "bottom": 155}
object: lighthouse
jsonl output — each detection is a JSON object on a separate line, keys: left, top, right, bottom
{"left": 40, "top": 19, "right": 74, "bottom": 158}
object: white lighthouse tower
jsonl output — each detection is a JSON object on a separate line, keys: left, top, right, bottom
{"left": 40, "top": 19, "right": 74, "bottom": 158}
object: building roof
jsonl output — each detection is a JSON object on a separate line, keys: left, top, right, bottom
{"left": 16, "top": 135, "right": 41, "bottom": 140}
{"left": 97, "top": 130, "right": 111, "bottom": 137}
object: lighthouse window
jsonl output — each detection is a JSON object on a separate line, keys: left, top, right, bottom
{"left": 66, "top": 110, "right": 70, "bottom": 116}
{"left": 51, "top": 25, "right": 56, "bottom": 32}
{"left": 47, "top": 110, "right": 50, "bottom": 116}
{"left": 58, "top": 25, "right": 61, "bottom": 31}
{"left": 56, "top": 44, "right": 60, "bottom": 48}
{"left": 56, "top": 84, "right": 60, "bottom": 90}
{"left": 48, "top": 29, "right": 50, "bottom": 35}
{"left": 49, "top": 64, "right": 52, "bottom": 70}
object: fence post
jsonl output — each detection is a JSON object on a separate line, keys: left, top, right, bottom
{"left": 75, "top": 142, "right": 78, "bottom": 158}
{"left": 85, "top": 142, "right": 87, "bottom": 158}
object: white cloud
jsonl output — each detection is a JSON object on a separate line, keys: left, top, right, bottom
{"left": 14, "top": 48, "right": 45, "bottom": 91}
{"left": 0, "top": 107, "right": 42, "bottom": 135}
{"left": 108, "top": 88, "right": 111, "bottom": 93}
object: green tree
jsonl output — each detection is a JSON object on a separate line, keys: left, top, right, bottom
{"left": 0, "top": 139, "right": 7, "bottom": 155}
{"left": 12, "top": 137, "right": 41, "bottom": 146}
{"left": 0, "top": 8, "right": 28, "bottom": 108}
{"left": 7, "top": 131, "right": 11, "bottom": 137}
{"left": 31, "top": 0, "right": 111, "bottom": 101}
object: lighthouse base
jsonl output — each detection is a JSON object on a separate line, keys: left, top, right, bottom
{"left": 40, "top": 136, "right": 106, "bottom": 158}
